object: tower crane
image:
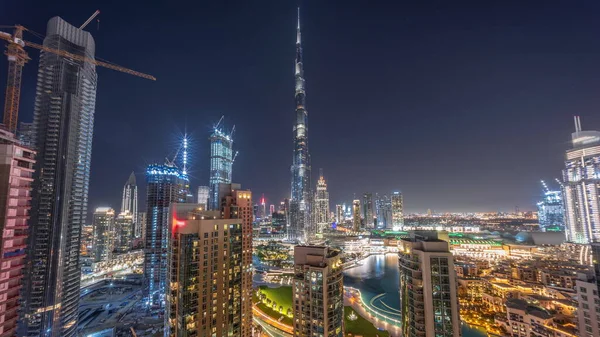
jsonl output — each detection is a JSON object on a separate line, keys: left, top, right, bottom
{"left": 0, "top": 24, "right": 156, "bottom": 134}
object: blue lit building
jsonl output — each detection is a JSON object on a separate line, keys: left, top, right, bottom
{"left": 209, "top": 126, "right": 234, "bottom": 210}
{"left": 536, "top": 188, "right": 564, "bottom": 232}
{"left": 144, "top": 164, "right": 188, "bottom": 308}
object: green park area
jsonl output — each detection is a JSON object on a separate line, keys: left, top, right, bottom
{"left": 254, "top": 286, "right": 390, "bottom": 337}
{"left": 344, "top": 307, "right": 390, "bottom": 337}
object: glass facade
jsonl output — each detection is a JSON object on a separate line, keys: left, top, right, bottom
{"left": 430, "top": 257, "right": 453, "bottom": 337}
{"left": 209, "top": 129, "right": 233, "bottom": 210}
{"left": 536, "top": 190, "right": 564, "bottom": 231}
{"left": 92, "top": 207, "right": 115, "bottom": 263}
{"left": 144, "top": 164, "right": 188, "bottom": 308}
{"left": 20, "top": 16, "right": 97, "bottom": 337}
{"left": 314, "top": 171, "right": 330, "bottom": 233}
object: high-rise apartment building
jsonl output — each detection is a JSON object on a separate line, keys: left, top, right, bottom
{"left": 376, "top": 194, "right": 392, "bottom": 229}
{"left": 144, "top": 164, "right": 188, "bottom": 308}
{"left": 21, "top": 17, "right": 97, "bottom": 337}
{"left": 562, "top": 117, "right": 600, "bottom": 244}
{"left": 197, "top": 185, "right": 209, "bottom": 208}
{"left": 137, "top": 211, "right": 146, "bottom": 239}
{"left": 536, "top": 183, "right": 564, "bottom": 232}
{"left": 121, "top": 171, "right": 138, "bottom": 233}
{"left": 362, "top": 193, "right": 374, "bottom": 228}
{"left": 314, "top": 169, "right": 330, "bottom": 234}
{"left": 92, "top": 207, "right": 115, "bottom": 262}
{"left": 166, "top": 184, "right": 252, "bottom": 337}
{"left": 289, "top": 10, "right": 313, "bottom": 243}
{"left": 392, "top": 191, "right": 404, "bottom": 230}
{"left": 352, "top": 199, "right": 361, "bottom": 231}
{"left": 335, "top": 204, "right": 344, "bottom": 224}
{"left": 0, "top": 129, "right": 35, "bottom": 337}
{"left": 292, "top": 245, "right": 344, "bottom": 337}
{"left": 209, "top": 126, "right": 233, "bottom": 210}
{"left": 115, "top": 211, "right": 133, "bottom": 253}
{"left": 398, "top": 232, "right": 461, "bottom": 337}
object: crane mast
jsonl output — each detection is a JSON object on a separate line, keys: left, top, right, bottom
{"left": 3, "top": 25, "right": 29, "bottom": 133}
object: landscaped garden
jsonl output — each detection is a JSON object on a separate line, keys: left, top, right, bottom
{"left": 254, "top": 286, "right": 390, "bottom": 337}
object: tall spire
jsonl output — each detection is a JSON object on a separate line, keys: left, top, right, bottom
{"left": 289, "top": 7, "right": 312, "bottom": 243}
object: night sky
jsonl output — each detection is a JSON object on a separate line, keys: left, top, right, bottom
{"left": 2, "top": 0, "right": 600, "bottom": 214}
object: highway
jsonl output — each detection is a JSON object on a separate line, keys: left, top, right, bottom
{"left": 254, "top": 317, "right": 291, "bottom": 337}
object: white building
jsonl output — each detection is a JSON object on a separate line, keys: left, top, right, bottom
{"left": 391, "top": 191, "right": 404, "bottom": 230}
{"left": 314, "top": 169, "right": 330, "bottom": 234}
{"left": 562, "top": 116, "right": 600, "bottom": 244}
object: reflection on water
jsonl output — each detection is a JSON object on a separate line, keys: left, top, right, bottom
{"left": 343, "top": 254, "right": 487, "bottom": 337}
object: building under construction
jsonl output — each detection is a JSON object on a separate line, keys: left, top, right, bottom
{"left": 208, "top": 120, "right": 234, "bottom": 210}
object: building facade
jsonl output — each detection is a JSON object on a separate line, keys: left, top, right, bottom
{"left": 144, "top": 164, "right": 188, "bottom": 308}
{"left": 398, "top": 232, "right": 461, "bottom": 337}
{"left": 92, "top": 207, "right": 115, "bottom": 262}
{"left": 115, "top": 211, "right": 133, "bottom": 253}
{"left": 120, "top": 171, "right": 138, "bottom": 234}
{"left": 289, "top": 10, "right": 313, "bottom": 243}
{"left": 292, "top": 246, "right": 344, "bottom": 337}
{"left": 166, "top": 184, "right": 252, "bottom": 337}
{"left": 352, "top": 199, "right": 361, "bottom": 232}
{"left": 208, "top": 127, "right": 233, "bottom": 211}
{"left": 314, "top": 170, "right": 330, "bottom": 234}
{"left": 363, "top": 193, "right": 374, "bottom": 228}
{"left": 536, "top": 189, "right": 564, "bottom": 232}
{"left": 376, "top": 193, "right": 392, "bottom": 229}
{"left": 392, "top": 191, "right": 404, "bottom": 230}
{"left": 0, "top": 129, "right": 35, "bottom": 337}
{"left": 562, "top": 116, "right": 600, "bottom": 244}
{"left": 197, "top": 185, "right": 209, "bottom": 208}
{"left": 335, "top": 204, "right": 344, "bottom": 224}
{"left": 20, "top": 16, "right": 97, "bottom": 337}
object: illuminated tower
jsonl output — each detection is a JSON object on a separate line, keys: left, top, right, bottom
{"left": 209, "top": 118, "right": 234, "bottom": 210}
{"left": 363, "top": 193, "right": 374, "bottom": 228}
{"left": 536, "top": 180, "right": 564, "bottom": 232}
{"left": 352, "top": 200, "right": 361, "bottom": 232}
{"left": 314, "top": 169, "right": 330, "bottom": 233}
{"left": 197, "top": 185, "right": 209, "bottom": 208}
{"left": 289, "top": 8, "right": 313, "bottom": 242}
{"left": 392, "top": 191, "right": 404, "bottom": 230}
{"left": 20, "top": 17, "right": 97, "bottom": 337}
{"left": 121, "top": 171, "right": 138, "bottom": 234}
{"left": 92, "top": 207, "right": 115, "bottom": 263}
{"left": 562, "top": 116, "right": 600, "bottom": 243}
{"left": 144, "top": 136, "right": 190, "bottom": 309}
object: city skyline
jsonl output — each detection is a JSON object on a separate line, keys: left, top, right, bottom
{"left": 3, "top": 2, "right": 600, "bottom": 214}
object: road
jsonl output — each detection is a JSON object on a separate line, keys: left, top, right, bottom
{"left": 254, "top": 317, "right": 291, "bottom": 337}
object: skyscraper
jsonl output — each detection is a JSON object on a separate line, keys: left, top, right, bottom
{"left": 536, "top": 181, "right": 564, "bottom": 232}
{"left": 196, "top": 185, "right": 209, "bottom": 208}
{"left": 314, "top": 169, "right": 330, "bottom": 234}
{"left": 209, "top": 124, "right": 233, "bottom": 210}
{"left": 144, "top": 164, "right": 188, "bottom": 308}
{"left": 399, "top": 232, "right": 461, "bottom": 337}
{"left": 392, "top": 191, "right": 404, "bottom": 230}
{"left": 292, "top": 245, "right": 344, "bottom": 337}
{"left": 335, "top": 204, "right": 344, "bottom": 224}
{"left": 362, "top": 192, "right": 374, "bottom": 228}
{"left": 352, "top": 199, "right": 361, "bottom": 231}
{"left": 289, "top": 9, "right": 313, "bottom": 243}
{"left": 17, "top": 121, "right": 34, "bottom": 148}
{"left": 121, "top": 171, "right": 138, "bottom": 232}
{"left": 576, "top": 242, "right": 600, "bottom": 337}
{"left": 376, "top": 194, "right": 392, "bottom": 229}
{"left": 137, "top": 211, "right": 146, "bottom": 239}
{"left": 92, "top": 207, "right": 115, "bottom": 263}
{"left": 115, "top": 211, "right": 133, "bottom": 253}
{"left": 21, "top": 17, "right": 97, "bottom": 337}
{"left": 563, "top": 116, "right": 600, "bottom": 243}
{"left": 0, "top": 129, "right": 35, "bottom": 337}
{"left": 166, "top": 184, "right": 252, "bottom": 337}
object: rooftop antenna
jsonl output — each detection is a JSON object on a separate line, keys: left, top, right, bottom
{"left": 80, "top": 10, "right": 100, "bottom": 30}
{"left": 230, "top": 124, "right": 236, "bottom": 138}
{"left": 574, "top": 116, "right": 582, "bottom": 132}
{"left": 182, "top": 134, "right": 188, "bottom": 175}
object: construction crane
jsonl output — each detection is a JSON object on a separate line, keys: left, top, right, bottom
{"left": 0, "top": 24, "right": 156, "bottom": 134}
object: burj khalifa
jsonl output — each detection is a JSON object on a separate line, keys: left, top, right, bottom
{"left": 288, "top": 8, "right": 313, "bottom": 242}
